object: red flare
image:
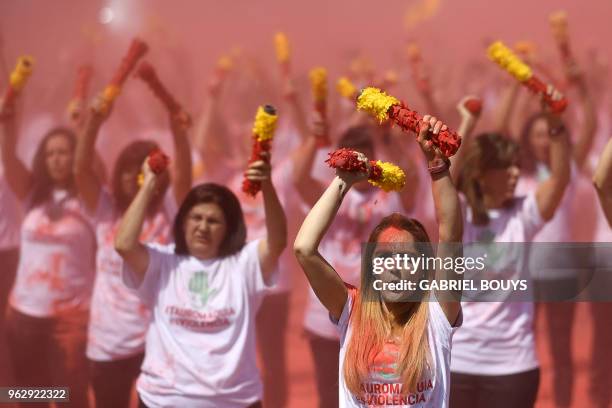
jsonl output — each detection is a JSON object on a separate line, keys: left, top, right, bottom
{"left": 464, "top": 98, "right": 482, "bottom": 116}
{"left": 242, "top": 139, "right": 272, "bottom": 196}
{"left": 325, "top": 148, "right": 385, "bottom": 182}
{"left": 110, "top": 38, "right": 149, "bottom": 88}
{"left": 72, "top": 65, "right": 93, "bottom": 102}
{"left": 242, "top": 104, "right": 277, "bottom": 197}
{"left": 385, "top": 104, "right": 461, "bottom": 157}
{"left": 524, "top": 77, "right": 568, "bottom": 113}
{"left": 326, "top": 148, "right": 368, "bottom": 173}
{"left": 148, "top": 148, "right": 170, "bottom": 174}
{"left": 136, "top": 61, "right": 182, "bottom": 114}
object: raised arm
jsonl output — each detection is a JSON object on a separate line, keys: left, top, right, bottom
{"left": 593, "top": 138, "right": 612, "bottom": 227}
{"left": 192, "top": 74, "right": 227, "bottom": 175}
{"left": 0, "top": 102, "right": 33, "bottom": 200}
{"left": 492, "top": 81, "right": 521, "bottom": 136}
{"left": 450, "top": 96, "right": 481, "bottom": 183}
{"left": 294, "top": 169, "right": 366, "bottom": 320}
{"left": 114, "top": 161, "right": 161, "bottom": 284}
{"left": 566, "top": 62, "right": 598, "bottom": 170}
{"left": 246, "top": 156, "right": 287, "bottom": 283}
{"left": 291, "top": 111, "right": 326, "bottom": 206}
{"left": 168, "top": 111, "right": 193, "bottom": 204}
{"left": 74, "top": 96, "right": 108, "bottom": 212}
{"left": 417, "top": 115, "right": 462, "bottom": 324}
{"left": 535, "top": 88, "right": 571, "bottom": 221}
{"left": 283, "top": 77, "right": 310, "bottom": 142}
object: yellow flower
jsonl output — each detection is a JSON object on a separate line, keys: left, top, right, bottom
{"left": 66, "top": 99, "right": 82, "bottom": 116}
{"left": 514, "top": 41, "right": 536, "bottom": 55}
{"left": 217, "top": 55, "right": 233, "bottom": 72}
{"left": 549, "top": 10, "right": 569, "bottom": 40}
{"left": 384, "top": 70, "right": 398, "bottom": 85}
{"left": 369, "top": 161, "right": 406, "bottom": 192}
{"left": 102, "top": 84, "right": 121, "bottom": 102}
{"left": 253, "top": 106, "right": 278, "bottom": 142}
{"left": 549, "top": 10, "right": 568, "bottom": 28}
{"left": 487, "top": 41, "right": 532, "bottom": 82}
{"left": 309, "top": 67, "right": 327, "bottom": 102}
{"left": 336, "top": 77, "right": 357, "bottom": 100}
{"left": 9, "top": 56, "right": 34, "bottom": 91}
{"left": 406, "top": 43, "right": 421, "bottom": 60}
{"left": 274, "top": 32, "right": 290, "bottom": 63}
{"left": 356, "top": 87, "right": 400, "bottom": 123}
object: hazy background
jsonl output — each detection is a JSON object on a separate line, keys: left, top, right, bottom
{"left": 1, "top": 0, "right": 610, "bottom": 162}
{"left": 2, "top": 0, "right": 610, "bottom": 105}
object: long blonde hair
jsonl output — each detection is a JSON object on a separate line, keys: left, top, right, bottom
{"left": 343, "top": 213, "right": 434, "bottom": 396}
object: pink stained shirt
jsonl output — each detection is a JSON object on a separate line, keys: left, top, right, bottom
{"left": 10, "top": 191, "right": 96, "bottom": 317}
{"left": 86, "top": 189, "right": 177, "bottom": 361}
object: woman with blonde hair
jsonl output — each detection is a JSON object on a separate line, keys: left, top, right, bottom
{"left": 294, "top": 116, "right": 463, "bottom": 407}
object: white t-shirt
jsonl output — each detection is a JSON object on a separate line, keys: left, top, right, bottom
{"left": 451, "top": 192, "right": 545, "bottom": 376}
{"left": 122, "top": 240, "right": 272, "bottom": 408}
{"left": 335, "top": 286, "right": 456, "bottom": 407}
{"left": 304, "top": 187, "right": 406, "bottom": 339}
{"left": 515, "top": 163, "right": 578, "bottom": 279}
{"left": 10, "top": 191, "right": 96, "bottom": 317}
{"left": 515, "top": 162, "right": 575, "bottom": 243}
{"left": 0, "top": 175, "right": 22, "bottom": 250}
{"left": 228, "top": 158, "right": 302, "bottom": 294}
{"left": 87, "top": 189, "right": 177, "bottom": 361}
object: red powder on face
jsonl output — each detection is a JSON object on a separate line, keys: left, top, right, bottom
{"left": 377, "top": 227, "right": 412, "bottom": 243}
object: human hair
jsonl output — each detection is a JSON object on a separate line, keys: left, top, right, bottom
{"left": 173, "top": 183, "right": 246, "bottom": 257}
{"left": 344, "top": 213, "right": 434, "bottom": 397}
{"left": 519, "top": 112, "right": 570, "bottom": 175}
{"left": 337, "top": 125, "right": 375, "bottom": 153}
{"left": 112, "top": 140, "right": 169, "bottom": 212}
{"left": 29, "top": 127, "right": 77, "bottom": 209}
{"left": 458, "top": 133, "right": 520, "bottom": 226}
{"left": 519, "top": 112, "right": 548, "bottom": 175}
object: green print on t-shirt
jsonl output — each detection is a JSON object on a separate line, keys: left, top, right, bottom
{"left": 188, "top": 271, "right": 217, "bottom": 309}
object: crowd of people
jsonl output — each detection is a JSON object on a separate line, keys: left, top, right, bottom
{"left": 0, "top": 21, "right": 611, "bottom": 408}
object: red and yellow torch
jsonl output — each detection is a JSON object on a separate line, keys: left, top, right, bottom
{"left": 242, "top": 105, "right": 278, "bottom": 197}
{"left": 326, "top": 148, "right": 406, "bottom": 192}
{"left": 487, "top": 41, "right": 568, "bottom": 113}
{"left": 336, "top": 76, "right": 358, "bottom": 101}
{"left": 356, "top": 87, "right": 462, "bottom": 158}
{"left": 274, "top": 32, "right": 290, "bottom": 78}
{"left": 406, "top": 43, "right": 431, "bottom": 95}
{"left": 95, "top": 38, "right": 149, "bottom": 114}
{"left": 136, "top": 61, "right": 191, "bottom": 127}
{"left": 309, "top": 67, "right": 331, "bottom": 147}
{"left": 1, "top": 56, "right": 34, "bottom": 114}
{"left": 209, "top": 55, "right": 233, "bottom": 96}
{"left": 513, "top": 41, "right": 537, "bottom": 61}
{"left": 513, "top": 41, "right": 563, "bottom": 89}
{"left": 67, "top": 65, "right": 93, "bottom": 124}
{"left": 549, "top": 11, "right": 573, "bottom": 65}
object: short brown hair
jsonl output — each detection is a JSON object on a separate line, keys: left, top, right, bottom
{"left": 173, "top": 183, "right": 246, "bottom": 257}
